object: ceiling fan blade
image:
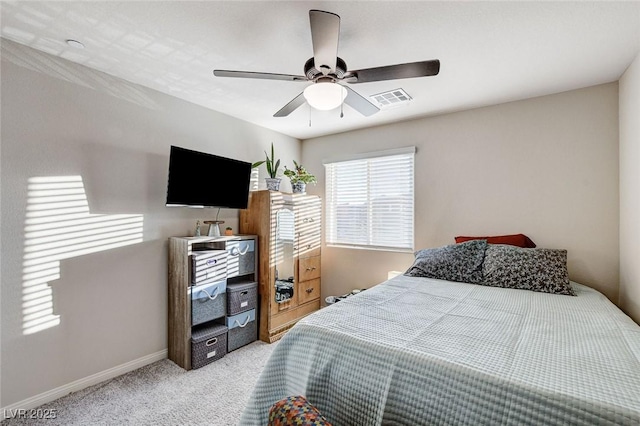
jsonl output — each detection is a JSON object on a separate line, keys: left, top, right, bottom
{"left": 309, "top": 10, "right": 340, "bottom": 75}
{"left": 273, "top": 92, "right": 306, "bottom": 117}
{"left": 344, "top": 87, "right": 379, "bottom": 117}
{"left": 345, "top": 60, "right": 440, "bottom": 84}
{"left": 214, "top": 70, "right": 307, "bottom": 82}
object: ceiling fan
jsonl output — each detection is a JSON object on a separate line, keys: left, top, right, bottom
{"left": 213, "top": 10, "right": 440, "bottom": 118}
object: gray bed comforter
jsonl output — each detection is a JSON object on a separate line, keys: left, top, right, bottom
{"left": 240, "top": 275, "right": 640, "bottom": 425}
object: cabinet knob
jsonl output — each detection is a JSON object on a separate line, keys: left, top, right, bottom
{"left": 306, "top": 266, "right": 317, "bottom": 271}
{"left": 306, "top": 288, "right": 314, "bottom": 294}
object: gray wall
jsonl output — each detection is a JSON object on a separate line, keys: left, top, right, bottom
{"left": 620, "top": 51, "right": 640, "bottom": 324}
{"left": 302, "top": 84, "right": 620, "bottom": 304}
{"left": 0, "top": 41, "right": 300, "bottom": 407}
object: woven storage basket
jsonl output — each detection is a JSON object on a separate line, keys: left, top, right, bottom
{"left": 191, "top": 280, "right": 227, "bottom": 326}
{"left": 227, "top": 281, "right": 258, "bottom": 316}
{"left": 191, "top": 250, "right": 228, "bottom": 285}
{"left": 191, "top": 323, "right": 228, "bottom": 369}
{"left": 226, "top": 309, "right": 257, "bottom": 352}
{"left": 226, "top": 240, "right": 255, "bottom": 278}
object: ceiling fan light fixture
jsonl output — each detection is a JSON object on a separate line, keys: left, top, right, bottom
{"left": 303, "top": 82, "right": 347, "bottom": 111}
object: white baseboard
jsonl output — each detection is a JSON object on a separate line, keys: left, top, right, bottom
{"left": 1, "top": 349, "right": 167, "bottom": 414}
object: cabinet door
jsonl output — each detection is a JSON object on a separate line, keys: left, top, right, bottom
{"left": 295, "top": 197, "right": 321, "bottom": 258}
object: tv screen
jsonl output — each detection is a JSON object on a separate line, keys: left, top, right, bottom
{"left": 166, "top": 146, "right": 252, "bottom": 209}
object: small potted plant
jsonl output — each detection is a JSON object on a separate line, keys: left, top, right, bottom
{"left": 252, "top": 142, "right": 281, "bottom": 191}
{"left": 224, "top": 226, "right": 233, "bottom": 236}
{"left": 284, "top": 160, "right": 317, "bottom": 194}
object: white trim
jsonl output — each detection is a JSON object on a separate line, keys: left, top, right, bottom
{"left": 326, "top": 243, "right": 414, "bottom": 254}
{"left": 322, "top": 146, "right": 416, "bottom": 165}
{"left": 1, "top": 349, "right": 167, "bottom": 414}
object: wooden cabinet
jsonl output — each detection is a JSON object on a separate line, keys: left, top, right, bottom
{"left": 240, "top": 190, "right": 321, "bottom": 343}
{"left": 168, "top": 235, "right": 257, "bottom": 370}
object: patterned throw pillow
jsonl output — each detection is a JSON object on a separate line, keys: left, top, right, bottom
{"left": 268, "top": 395, "right": 332, "bottom": 426}
{"left": 482, "top": 244, "right": 575, "bottom": 296}
{"left": 404, "top": 239, "right": 487, "bottom": 284}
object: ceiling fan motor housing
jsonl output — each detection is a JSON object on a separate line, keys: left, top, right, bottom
{"left": 305, "top": 57, "right": 347, "bottom": 81}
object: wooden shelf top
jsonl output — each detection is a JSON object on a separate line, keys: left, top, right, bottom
{"left": 169, "top": 235, "right": 256, "bottom": 244}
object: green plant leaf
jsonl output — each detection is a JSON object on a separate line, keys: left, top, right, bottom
{"left": 273, "top": 159, "right": 280, "bottom": 177}
{"left": 264, "top": 151, "right": 271, "bottom": 174}
{"left": 252, "top": 160, "right": 265, "bottom": 168}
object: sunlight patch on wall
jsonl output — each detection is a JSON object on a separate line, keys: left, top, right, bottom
{"left": 22, "top": 176, "right": 144, "bottom": 335}
{"left": 250, "top": 168, "right": 259, "bottom": 191}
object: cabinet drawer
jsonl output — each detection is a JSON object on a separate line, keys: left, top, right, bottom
{"left": 226, "top": 239, "right": 255, "bottom": 277}
{"left": 298, "top": 278, "right": 320, "bottom": 305}
{"left": 298, "top": 256, "right": 320, "bottom": 281}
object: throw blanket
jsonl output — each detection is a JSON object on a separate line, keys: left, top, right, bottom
{"left": 241, "top": 275, "right": 640, "bottom": 425}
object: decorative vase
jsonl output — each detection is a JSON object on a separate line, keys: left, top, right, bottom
{"left": 291, "top": 182, "right": 306, "bottom": 194}
{"left": 265, "top": 177, "right": 281, "bottom": 191}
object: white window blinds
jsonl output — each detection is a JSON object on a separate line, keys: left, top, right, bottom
{"left": 324, "top": 147, "right": 415, "bottom": 251}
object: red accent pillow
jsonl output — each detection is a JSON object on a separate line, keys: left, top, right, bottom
{"left": 455, "top": 234, "right": 536, "bottom": 248}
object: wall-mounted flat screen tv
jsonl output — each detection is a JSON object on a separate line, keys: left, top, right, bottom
{"left": 166, "top": 146, "right": 252, "bottom": 209}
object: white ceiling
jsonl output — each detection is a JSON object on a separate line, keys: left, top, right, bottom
{"left": 1, "top": 1, "right": 639, "bottom": 140}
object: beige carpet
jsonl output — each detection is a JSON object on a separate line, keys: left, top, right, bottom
{"left": 2, "top": 341, "right": 276, "bottom": 426}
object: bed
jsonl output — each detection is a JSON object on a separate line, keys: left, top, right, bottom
{"left": 240, "top": 274, "right": 640, "bottom": 425}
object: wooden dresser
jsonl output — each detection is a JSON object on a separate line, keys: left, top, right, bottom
{"left": 240, "top": 190, "right": 321, "bottom": 343}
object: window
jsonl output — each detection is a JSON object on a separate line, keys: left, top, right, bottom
{"left": 324, "top": 147, "right": 415, "bottom": 251}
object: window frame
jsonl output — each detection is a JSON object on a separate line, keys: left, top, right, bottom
{"left": 323, "top": 146, "right": 415, "bottom": 253}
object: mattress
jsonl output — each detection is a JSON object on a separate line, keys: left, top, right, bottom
{"left": 240, "top": 275, "right": 640, "bottom": 425}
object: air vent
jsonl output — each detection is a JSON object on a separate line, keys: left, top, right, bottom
{"left": 369, "top": 88, "right": 412, "bottom": 109}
